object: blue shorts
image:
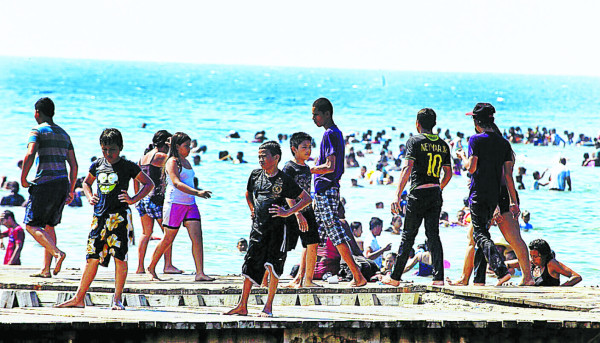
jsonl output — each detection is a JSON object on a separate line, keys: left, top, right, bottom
{"left": 136, "top": 196, "right": 163, "bottom": 219}
{"left": 23, "top": 179, "right": 69, "bottom": 228}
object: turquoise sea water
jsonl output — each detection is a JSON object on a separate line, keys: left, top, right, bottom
{"left": 0, "top": 57, "right": 599, "bottom": 285}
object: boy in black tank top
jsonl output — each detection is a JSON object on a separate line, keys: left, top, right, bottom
{"left": 383, "top": 108, "right": 452, "bottom": 286}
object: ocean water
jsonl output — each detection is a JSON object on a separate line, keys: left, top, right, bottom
{"left": 0, "top": 57, "right": 599, "bottom": 285}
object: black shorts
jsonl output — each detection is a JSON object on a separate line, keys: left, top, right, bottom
{"left": 242, "top": 219, "right": 287, "bottom": 285}
{"left": 23, "top": 179, "right": 69, "bottom": 228}
{"left": 285, "top": 209, "right": 321, "bottom": 251}
{"left": 498, "top": 186, "right": 520, "bottom": 214}
{"left": 86, "top": 209, "right": 134, "bottom": 267}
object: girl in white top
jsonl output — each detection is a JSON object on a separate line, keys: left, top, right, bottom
{"left": 147, "top": 132, "right": 214, "bottom": 282}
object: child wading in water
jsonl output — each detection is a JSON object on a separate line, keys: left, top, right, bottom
{"left": 283, "top": 132, "right": 322, "bottom": 288}
{"left": 225, "top": 141, "right": 311, "bottom": 317}
{"left": 147, "top": 132, "right": 214, "bottom": 282}
{"left": 56, "top": 128, "right": 154, "bottom": 309}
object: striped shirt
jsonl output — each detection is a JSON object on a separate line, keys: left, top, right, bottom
{"left": 28, "top": 123, "right": 73, "bottom": 185}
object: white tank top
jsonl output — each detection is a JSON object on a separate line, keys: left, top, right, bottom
{"left": 165, "top": 165, "right": 196, "bottom": 205}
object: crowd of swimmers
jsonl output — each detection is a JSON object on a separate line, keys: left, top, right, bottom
{"left": 0, "top": 96, "right": 588, "bottom": 316}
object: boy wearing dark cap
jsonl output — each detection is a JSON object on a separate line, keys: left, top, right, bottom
{"left": 383, "top": 108, "right": 452, "bottom": 286}
{"left": 459, "top": 103, "right": 518, "bottom": 286}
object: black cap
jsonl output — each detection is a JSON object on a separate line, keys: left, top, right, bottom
{"left": 466, "top": 103, "right": 495, "bottom": 120}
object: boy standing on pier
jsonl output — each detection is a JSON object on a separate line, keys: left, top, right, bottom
{"left": 56, "top": 128, "right": 154, "bottom": 310}
{"left": 311, "top": 98, "right": 367, "bottom": 287}
{"left": 383, "top": 108, "right": 452, "bottom": 286}
{"left": 21, "top": 97, "right": 78, "bottom": 277}
{"left": 283, "top": 132, "right": 321, "bottom": 288}
{"left": 225, "top": 141, "right": 311, "bottom": 317}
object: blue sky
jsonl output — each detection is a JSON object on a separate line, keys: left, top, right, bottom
{"left": 1, "top": 0, "right": 599, "bottom": 76}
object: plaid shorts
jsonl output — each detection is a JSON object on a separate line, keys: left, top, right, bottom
{"left": 135, "top": 196, "right": 163, "bottom": 219}
{"left": 313, "top": 188, "right": 350, "bottom": 246}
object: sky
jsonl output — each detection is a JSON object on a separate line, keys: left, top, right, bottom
{"left": 1, "top": 0, "right": 600, "bottom": 76}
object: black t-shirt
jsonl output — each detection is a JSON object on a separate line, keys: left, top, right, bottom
{"left": 282, "top": 161, "right": 312, "bottom": 213}
{"left": 246, "top": 169, "right": 303, "bottom": 227}
{"left": 89, "top": 157, "right": 142, "bottom": 216}
{"left": 405, "top": 133, "right": 451, "bottom": 191}
{"left": 468, "top": 132, "right": 513, "bottom": 205}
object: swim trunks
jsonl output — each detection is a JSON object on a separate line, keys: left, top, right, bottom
{"left": 86, "top": 209, "right": 134, "bottom": 267}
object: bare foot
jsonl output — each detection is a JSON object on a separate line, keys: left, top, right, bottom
{"left": 112, "top": 299, "right": 125, "bottom": 310}
{"left": 518, "top": 278, "right": 535, "bottom": 286}
{"left": 55, "top": 297, "right": 85, "bottom": 308}
{"left": 30, "top": 272, "right": 52, "bottom": 278}
{"left": 446, "top": 277, "right": 468, "bottom": 286}
{"left": 349, "top": 276, "right": 367, "bottom": 287}
{"left": 147, "top": 267, "right": 162, "bottom": 281}
{"left": 303, "top": 281, "right": 323, "bottom": 288}
{"left": 224, "top": 306, "right": 248, "bottom": 316}
{"left": 259, "top": 310, "right": 273, "bottom": 318}
{"left": 381, "top": 275, "right": 401, "bottom": 286}
{"left": 53, "top": 251, "right": 66, "bottom": 275}
{"left": 432, "top": 280, "right": 444, "bottom": 286}
{"left": 163, "top": 266, "right": 184, "bottom": 274}
{"left": 136, "top": 267, "right": 146, "bottom": 274}
{"left": 194, "top": 274, "right": 215, "bottom": 282}
{"left": 283, "top": 278, "right": 302, "bottom": 288}
{"left": 496, "top": 273, "right": 512, "bottom": 286}
{"left": 473, "top": 283, "right": 486, "bottom": 286}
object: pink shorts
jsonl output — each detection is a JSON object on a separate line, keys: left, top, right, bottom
{"left": 163, "top": 203, "right": 200, "bottom": 229}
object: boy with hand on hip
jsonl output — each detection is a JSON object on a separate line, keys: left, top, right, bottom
{"left": 225, "top": 141, "right": 311, "bottom": 317}
{"left": 56, "top": 128, "right": 154, "bottom": 310}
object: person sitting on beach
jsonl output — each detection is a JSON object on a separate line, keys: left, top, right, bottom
{"left": 439, "top": 211, "right": 450, "bottom": 227}
{"left": 380, "top": 251, "right": 397, "bottom": 275}
{"left": 350, "top": 221, "right": 364, "bottom": 252}
{"left": 364, "top": 217, "right": 391, "bottom": 268}
{"left": 506, "top": 238, "right": 581, "bottom": 286}
{"left": 0, "top": 210, "right": 25, "bottom": 265}
{"left": 56, "top": 128, "right": 154, "bottom": 310}
{"left": 401, "top": 243, "right": 434, "bottom": 278}
{"left": 520, "top": 210, "right": 533, "bottom": 231}
{"left": 548, "top": 157, "right": 571, "bottom": 191}
{"left": 225, "top": 141, "right": 311, "bottom": 317}
{"left": 237, "top": 238, "right": 248, "bottom": 253}
{"left": 0, "top": 181, "right": 26, "bottom": 207}
{"left": 387, "top": 215, "right": 403, "bottom": 235}
{"left": 532, "top": 170, "right": 549, "bottom": 190}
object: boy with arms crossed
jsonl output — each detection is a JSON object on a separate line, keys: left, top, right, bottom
{"left": 383, "top": 108, "right": 452, "bottom": 286}
{"left": 226, "top": 141, "right": 311, "bottom": 317}
{"left": 57, "top": 128, "right": 154, "bottom": 309}
{"left": 21, "top": 97, "right": 78, "bottom": 277}
{"left": 283, "top": 132, "right": 321, "bottom": 288}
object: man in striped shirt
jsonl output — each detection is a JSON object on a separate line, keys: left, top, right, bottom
{"left": 21, "top": 97, "right": 78, "bottom": 278}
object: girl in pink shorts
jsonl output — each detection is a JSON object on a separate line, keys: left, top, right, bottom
{"left": 147, "top": 132, "right": 214, "bottom": 282}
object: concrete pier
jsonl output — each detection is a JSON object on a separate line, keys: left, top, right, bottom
{"left": 1, "top": 266, "right": 599, "bottom": 342}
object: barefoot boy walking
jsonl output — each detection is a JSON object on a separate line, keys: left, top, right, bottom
{"left": 21, "top": 97, "right": 78, "bottom": 277}
{"left": 56, "top": 128, "right": 153, "bottom": 309}
{"left": 225, "top": 141, "right": 311, "bottom": 317}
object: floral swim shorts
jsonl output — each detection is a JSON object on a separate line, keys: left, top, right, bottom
{"left": 86, "top": 209, "right": 134, "bottom": 267}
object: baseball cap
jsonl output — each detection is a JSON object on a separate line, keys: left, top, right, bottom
{"left": 466, "top": 103, "right": 495, "bottom": 120}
